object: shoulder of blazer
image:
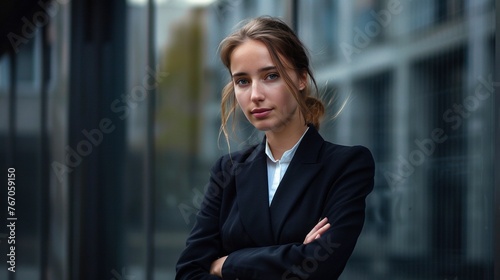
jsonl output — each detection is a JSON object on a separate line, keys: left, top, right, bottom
{"left": 210, "top": 142, "right": 264, "bottom": 177}
{"left": 224, "top": 143, "right": 263, "bottom": 164}
{"left": 320, "top": 141, "right": 375, "bottom": 170}
{"left": 284, "top": 125, "right": 373, "bottom": 166}
{"left": 321, "top": 141, "right": 373, "bottom": 156}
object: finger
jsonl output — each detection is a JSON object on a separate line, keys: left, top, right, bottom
{"left": 304, "top": 234, "right": 316, "bottom": 244}
{"left": 305, "top": 218, "right": 328, "bottom": 238}
{"left": 304, "top": 222, "right": 331, "bottom": 244}
{"left": 310, "top": 223, "right": 330, "bottom": 240}
{"left": 312, "top": 217, "right": 328, "bottom": 231}
{"left": 308, "top": 218, "right": 328, "bottom": 236}
{"left": 315, "top": 222, "right": 331, "bottom": 236}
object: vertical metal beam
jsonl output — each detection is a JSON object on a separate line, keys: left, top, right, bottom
{"left": 68, "top": 1, "right": 83, "bottom": 277}
{"left": 291, "top": 0, "right": 299, "bottom": 32}
{"left": 68, "top": 0, "right": 127, "bottom": 279}
{"left": 283, "top": 0, "right": 299, "bottom": 33}
{"left": 39, "top": 23, "right": 50, "bottom": 280}
{"left": 145, "top": 0, "right": 156, "bottom": 279}
{"left": 494, "top": 0, "right": 500, "bottom": 278}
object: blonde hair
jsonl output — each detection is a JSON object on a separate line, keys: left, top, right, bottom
{"left": 219, "top": 16, "right": 324, "bottom": 144}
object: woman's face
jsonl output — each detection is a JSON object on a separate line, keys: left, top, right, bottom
{"left": 230, "top": 39, "right": 306, "bottom": 133}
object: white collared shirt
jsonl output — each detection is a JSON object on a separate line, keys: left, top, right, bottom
{"left": 265, "top": 127, "right": 309, "bottom": 205}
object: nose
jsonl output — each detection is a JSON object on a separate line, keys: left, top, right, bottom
{"left": 250, "top": 81, "right": 265, "bottom": 103}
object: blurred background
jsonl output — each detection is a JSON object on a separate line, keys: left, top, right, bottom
{"left": 0, "top": 0, "right": 498, "bottom": 279}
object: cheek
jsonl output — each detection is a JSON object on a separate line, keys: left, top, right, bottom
{"left": 234, "top": 92, "right": 247, "bottom": 109}
{"left": 278, "top": 87, "right": 298, "bottom": 111}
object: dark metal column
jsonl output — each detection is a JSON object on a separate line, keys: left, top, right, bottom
{"left": 494, "top": 0, "right": 500, "bottom": 277}
{"left": 68, "top": 0, "right": 126, "bottom": 279}
{"left": 291, "top": 0, "right": 299, "bottom": 32}
{"left": 144, "top": 0, "right": 156, "bottom": 279}
{"left": 39, "top": 23, "right": 50, "bottom": 280}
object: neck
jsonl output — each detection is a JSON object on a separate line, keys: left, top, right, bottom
{"left": 265, "top": 123, "right": 308, "bottom": 160}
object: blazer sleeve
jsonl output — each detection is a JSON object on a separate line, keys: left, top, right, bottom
{"left": 175, "top": 156, "right": 227, "bottom": 280}
{"left": 221, "top": 146, "right": 375, "bottom": 280}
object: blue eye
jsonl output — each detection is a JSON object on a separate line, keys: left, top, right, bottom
{"left": 266, "top": 73, "right": 279, "bottom": 80}
{"left": 235, "top": 79, "right": 249, "bottom": 86}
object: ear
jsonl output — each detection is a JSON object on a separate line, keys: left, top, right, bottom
{"left": 298, "top": 71, "right": 307, "bottom": 91}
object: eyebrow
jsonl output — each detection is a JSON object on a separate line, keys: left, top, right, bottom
{"left": 232, "top": 66, "right": 277, "bottom": 78}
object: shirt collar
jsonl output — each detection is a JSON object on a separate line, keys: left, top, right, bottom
{"left": 265, "top": 127, "right": 309, "bottom": 163}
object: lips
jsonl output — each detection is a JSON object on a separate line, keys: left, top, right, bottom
{"left": 251, "top": 108, "right": 272, "bottom": 119}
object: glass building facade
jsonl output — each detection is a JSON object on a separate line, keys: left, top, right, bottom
{"left": 0, "top": 0, "right": 498, "bottom": 279}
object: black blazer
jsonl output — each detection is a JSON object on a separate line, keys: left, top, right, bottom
{"left": 176, "top": 126, "right": 375, "bottom": 280}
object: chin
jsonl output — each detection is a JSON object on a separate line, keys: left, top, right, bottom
{"left": 250, "top": 121, "right": 273, "bottom": 132}
{"left": 252, "top": 121, "right": 289, "bottom": 133}
{"left": 252, "top": 125, "right": 272, "bottom": 132}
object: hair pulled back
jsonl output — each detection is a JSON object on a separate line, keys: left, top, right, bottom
{"left": 219, "top": 16, "right": 324, "bottom": 142}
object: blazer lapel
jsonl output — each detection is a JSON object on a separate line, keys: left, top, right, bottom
{"left": 234, "top": 143, "right": 275, "bottom": 246}
{"left": 269, "top": 127, "right": 325, "bottom": 239}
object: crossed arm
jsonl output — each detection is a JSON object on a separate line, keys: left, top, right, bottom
{"left": 176, "top": 146, "right": 374, "bottom": 280}
{"left": 209, "top": 218, "right": 331, "bottom": 276}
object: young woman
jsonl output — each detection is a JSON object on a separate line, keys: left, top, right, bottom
{"left": 176, "top": 16, "right": 374, "bottom": 280}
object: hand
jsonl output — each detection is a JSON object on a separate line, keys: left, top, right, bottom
{"left": 303, "top": 217, "right": 330, "bottom": 244}
{"left": 210, "top": 255, "right": 228, "bottom": 277}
